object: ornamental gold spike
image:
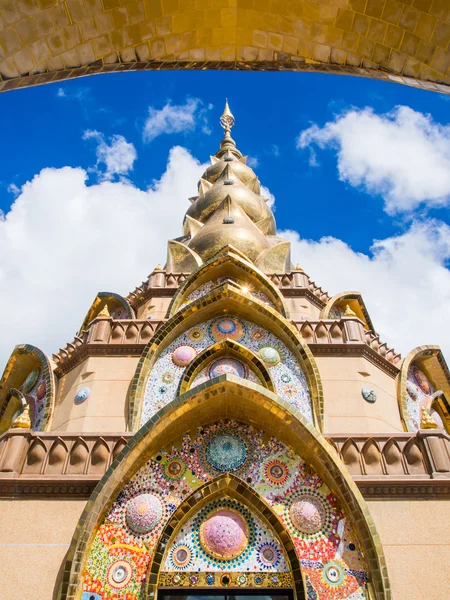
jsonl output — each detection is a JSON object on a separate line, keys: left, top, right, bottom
{"left": 220, "top": 99, "right": 235, "bottom": 136}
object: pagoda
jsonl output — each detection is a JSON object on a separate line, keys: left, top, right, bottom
{"left": 0, "top": 103, "right": 449, "bottom": 600}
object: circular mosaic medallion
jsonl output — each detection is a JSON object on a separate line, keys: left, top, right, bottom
{"left": 406, "top": 380, "right": 418, "bottom": 401}
{"left": 188, "top": 328, "right": 204, "bottom": 342}
{"left": 251, "top": 330, "right": 266, "bottom": 342}
{"left": 172, "top": 345, "right": 197, "bottom": 367}
{"left": 107, "top": 560, "right": 133, "bottom": 590}
{"left": 206, "top": 574, "right": 215, "bottom": 585}
{"left": 289, "top": 495, "right": 325, "bottom": 534}
{"left": 171, "top": 544, "right": 192, "bottom": 568}
{"left": 257, "top": 542, "right": 281, "bottom": 568}
{"left": 259, "top": 347, "right": 281, "bottom": 366}
{"left": 207, "top": 357, "right": 248, "bottom": 379}
{"left": 323, "top": 561, "right": 344, "bottom": 586}
{"left": 164, "top": 458, "right": 186, "bottom": 480}
{"left": 205, "top": 432, "right": 249, "bottom": 473}
{"left": 126, "top": 493, "right": 163, "bottom": 534}
{"left": 210, "top": 316, "right": 245, "bottom": 342}
{"left": 281, "top": 373, "right": 291, "bottom": 383}
{"left": 237, "top": 574, "right": 248, "bottom": 586}
{"left": 74, "top": 387, "right": 90, "bottom": 404}
{"left": 161, "top": 371, "right": 175, "bottom": 384}
{"left": 36, "top": 380, "right": 47, "bottom": 400}
{"left": 159, "top": 385, "right": 168, "bottom": 394}
{"left": 172, "top": 574, "right": 181, "bottom": 585}
{"left": 264, "top": 459, "right": 290, "bottom": 486}
{"left": 412, "top": 366, "right": 431, "bottom": 394}
{"left": 200, "top": 508, "right": 249, "bottom": 560}
{"left": 282, "top": 384, "right": 297, "bottom": 398}
{"left": 361, "top": 387, "right": 377, "bottom": 403}
{"left": 24, "top": 368, "right": 40, "bottom": 393}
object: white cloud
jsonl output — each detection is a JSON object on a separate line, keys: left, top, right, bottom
{"left": 247, "top": 156, "right": 259, "bottom": 168}
{"left": 83, "top": 130, "right": 137, "bottom": 181}
{"left": 143, "top": 98, "right": 212, "bottom": 142}
{"left": 281, "top": 220, "right": 450, "bottom": 360}
{"left": 56, "top": 88, "right": 65, "bottom": 97}
{"left": 297, "top": 106, "right": 450, "bottom": 214}
{"left": 0, "top": 147, "right": 206, "bottom": 369}
{"left": 261, "top": 185, "right": 275, "bottom": 209}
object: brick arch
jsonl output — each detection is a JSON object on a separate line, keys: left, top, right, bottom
{"left": 0, "top": 1, "right": 449, "bottom": 94}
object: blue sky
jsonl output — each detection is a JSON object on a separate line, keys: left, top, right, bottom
{"left": 1, "top": 70, "right": 450, "bottom": 367}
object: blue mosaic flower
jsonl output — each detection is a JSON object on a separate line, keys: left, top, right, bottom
{"left": 205, "top": 433, "right": 248, "bottom": 472}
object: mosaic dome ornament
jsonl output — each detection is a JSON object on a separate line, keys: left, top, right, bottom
{"left": 125, "top": 493, "right": 163, "bottom": 534}
{"left": 361, "top": 387, "right": 377, "bottom": 403}
{"left": 200, "top": 508, "right": 249, "bottom": 560}
{"left": 172, "top": 345, "right": 197, "bottom": 367}
{"left": 259, "top": 346, "right": 281, "bottom": 366}
{"left": 36, "top": 380, "right": 47, "bottom": 400}
{"left": 264, "top": 459, "right": 290, "bottom": 486}
{"left": 207, "top": 357, "right": 248, "bottom": 379}
{"left": 107, "top": 560, "right": 133, "bottom": 590}
{"left": 205, "top": 432, "right": 249, "bottom": 472}
{"left": 161, "top": 371, "right": 176, "bottom": 384}
{"left": 210, "top": 316, "right": 245, "bottom": 342}
{"left": 74, "top": 387, "right": 90, "bottom": 404}
{"left": 412, "top": 366, "right": 432, "bottom": 394}
{"left": 257, "top": 542, "right": 281, "bottom": 568}
{"left": 289, "top": 495, "right": 325, "bottom": 535}
{"left": 171, "top": 544, "right": 193, "bottom": 569}
{"left": 188, "top": 328, "right": 204, "bottom": 342}
{"left": 251, "top": 329, "right": 265, "bottom": 341}
{"left": 323, "top": 561, "right": 345, "bottom": 587}
{"left": 164, "top": 458, "right": 186, "bottom": 480}
{"left": 23, "top": 368, "right": 40, "bottom": 393}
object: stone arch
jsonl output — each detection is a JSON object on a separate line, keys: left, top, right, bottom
{"left": 166, "top": 247, "right": 288, "bottom": 318}
{"left": 59, "top": 378, "right": 390, "bottom": 600}
{"left": 149, "top": 473, "right": 303, "bottom": 598}
{"left": 0, "top": 343, "right": 56, "bottom": 433}
{"left": 127, "top": 286, "right": 323, "bottom": 430}
{"left": 397, "top": 345, "right": 450, "bottom": 432}
{"left": 178, "top": 338, "right": 275, "bottom": 394}
{"left": 79, "top": 291, "right": 135, "bottom": 333}
{"left": 1, "top": 2, "right": 449, "bottom": 95}
{"left": 321, "top": 291, "right": 374, "bottom": 331}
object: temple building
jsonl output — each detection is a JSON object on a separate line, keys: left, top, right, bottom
{"left": 1, "top": 102, "right": 450, "bottom": 600}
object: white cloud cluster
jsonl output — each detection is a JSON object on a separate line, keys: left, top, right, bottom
{"left": 82, "top": 130, "right": 137, "bottom": 181}
{"left": 143, "top": 98, "right": 212, "bottom": 143}
{"left": 281, "top": 220, "right": 450, "bottom": 360}
{"left": 298, "top": 106, "right": 450, "bottom": 214}
{"left": 0, "top": 146, "right": 206, "bottom": 369}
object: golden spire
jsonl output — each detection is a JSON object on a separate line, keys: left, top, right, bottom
{"left": 420, "top": 406, "right": 438, "bottom": 429}
{"left": 12, "top": 404, "right": 31, "bottom": 429}
{"left": 98, "top": 303, "right": 110, "bottom": 318}
{"left": 343, "top": 304, "right": 357, "bottom": 317}
{"left": 219, "top": 99, "right": 236, "bottom": 150}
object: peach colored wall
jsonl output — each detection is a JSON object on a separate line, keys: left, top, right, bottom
{"left": 137, "top": 296, "right": 172, "bottom": 320}
{"left": 0, "top": 499, "right": 85, "bottom": 600}
{"left": 316, "top": 356, "right": 403, "bottom": 434}
{"left": 51, "top": 356, "right": 139, "bottom": 432}
{"left": 367, "top": 499, "right": 450, "bottom": 600}
{"left": 284, "top": 297, "right": 322, "bottom": 321}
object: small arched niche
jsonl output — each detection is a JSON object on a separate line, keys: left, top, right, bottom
{"left": 79, "top": 291, "right": 135, "bottom": 333}
{"left": 321, "top": 292, "right": 374, "bottom": 331}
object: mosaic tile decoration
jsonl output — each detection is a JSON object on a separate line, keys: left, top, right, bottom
{"left": 180, "top": 278, "right": 275, "bottom": 310}
{"left": 110, "top": 306, "right": 129, "bottom": 319}
{"left": 164, "top": 497, "right": 289, "bottom": 572}
{"left": 404, "top": 365, "right": 443, "bottom": 430}
{"left": 20, "top": 366, "right": 47, "bottom": 430}
{"left": 191, "top": 357, "right": 259, "bottom": 389}
{"left": 141, "top": 315, "right": 312, "bottom": 425}
{"left": 83, "top": 420, "right": 368, "bottom": 600}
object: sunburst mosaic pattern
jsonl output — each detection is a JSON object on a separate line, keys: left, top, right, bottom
{"left": 83, "top": 420, "right": 367, "bottom": 599}
{"left": 141, "top": 315, "right": 312, "bottom": 425}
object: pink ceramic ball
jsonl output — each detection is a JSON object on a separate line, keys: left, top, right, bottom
{"left": 172, "top": 345, "right": 197, "bottom": 367}
{"left": 289, "top": 495, "right": 324, "bottom": 534}
{"left": 200, "top": 509, "right": 249, "bottom": 559}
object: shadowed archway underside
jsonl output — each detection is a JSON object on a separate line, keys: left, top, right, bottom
{"left": 0, "top": 1, "right": 449, "bottom": 94}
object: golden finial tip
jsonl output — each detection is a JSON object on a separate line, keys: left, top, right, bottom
{"left": 155, "top": 264, "right": 162, "bottom": 271}
{"left": 295, "top": 264, "right": 303, "bottom": 271}
{"left": 343, "top": 304, "right": 357, "bottom": 317}
{"left": 98, "top": 303, "right": 111, "bottom": 318}
{"left": 220, "top": 99, "right": 235, "bottom": 133}
{"left": 12, "top": 404, "right": 31, "bottom": 429}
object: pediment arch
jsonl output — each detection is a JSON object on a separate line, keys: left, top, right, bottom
{"left": 166, "top": 247, "right": 288, "bottom": 319}
{"left": 79, "top": 291, "right": 135, "bottom": 333}
{"left": 59, "top": 378, "right": 390, "bottom": 600}
{"left": 178, "top": 338, "right": 275, "bottom": 394}
{"left": 321, "top": 291, "right": 374, "bottom": 331}
{"left": 128, "top": 287, "right": 323, "bottom": 430}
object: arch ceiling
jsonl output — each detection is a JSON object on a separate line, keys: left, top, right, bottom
{"left": 0, "top": 0, "right": 449, "bottom": 94}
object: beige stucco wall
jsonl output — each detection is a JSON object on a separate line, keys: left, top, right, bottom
{"left": 367, "top": 499, "right": 450, "bottom": 600}
{"left": 51, "top": 356, "right": 139, "bottom": 432}
{"left": 137, "top": 296, "right": 172, "bottom": 320}
{"left": 0, "top": 499, "right": 85, "bottom": 600}
{"left": 316, "top": 356, "right": 403, "bottom": 434}
{"left": 284, "top": 296, "right": 322, "bottom": 321}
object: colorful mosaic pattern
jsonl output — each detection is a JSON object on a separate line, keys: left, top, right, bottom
{"left": 192, "top": 357, "right": 259, "bottom": 389}
{"left": 20, "top": 367, "right": 47, "bottom": 430}
{"left": 405, "top": 365, "right": 437, "bottom": 431}
{"left": 141, "top": 316, "right": 312, "bottom": 425}
{"left": 83, "top": 421, "right": 367, "bottom": 599}
{"left": 180, "top": 279, "right": 275, "bottom": 310}
{"left": 165, "top": 497, "right": 289, "bottom": 571}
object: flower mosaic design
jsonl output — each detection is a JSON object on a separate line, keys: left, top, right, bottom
{"left": 83, "top": 420, "right": 368, "bottom": 599}
{"left": 404, "top": 365, "right": 442, "bottom": 431}
{"left": 141, "top": 316, "right": 312, "bottom": 424}
{"left": 180, "top": 279, "right": 276, "bottom": 310}
{"left": 20, "top": 365, "right": 48, "bottom": 430}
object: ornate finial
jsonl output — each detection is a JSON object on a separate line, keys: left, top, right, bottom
{"left": 12, "top": 404, "right": 31, "bottom": 429}
{"left": 420, "top": 406, "right": 438, "bottom": 429}
{"left": 220, "top": 99, "right": 235, "bottom": 135}
{"left": 155, "top": 264, "right": 162, "bottom": 271}
{"left": 295, "top": 264, "right": 303, "bottom": 271}
{"left": 98, "top": 303, "right": 110, "bottom": 318}
{"left": 343, "top": 304, "right": 357, "bottom": 317}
